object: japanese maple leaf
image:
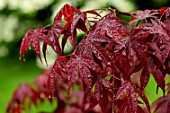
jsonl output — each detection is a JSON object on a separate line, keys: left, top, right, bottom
{"left": 163, "top": 17, "right": 170, "bottom": 36}
{"left": 115, "top": 81, "right": 150, "bottom": 113}
{"left": 159, "top": 7, "right": 170, "bottom": 18}
{"left": 66, "top": 53, "right": 102, "bottom": 91}
{"left": 151, "top": 95, "right": 170, "bottom": 113}
{"left": 129, "top": 9, "right": 159, "bottom": 25}
{"left": 89, "top": 16, "right": 128, "bottom": 38}
{"left": 89, "top": 74, "right": 112, "bottom": 113}
{"left": 6, "top": 83, "right": 38, "bottom": 113}
{"left": 53, "top": 4, "right": 100, "bottom": 50}
{"left": 20, "top": 28, "right": 48, "bottom": 61}
{"left": 129, "top": 22, "right": 169, "bottom": 91}
{"left": 48, "top": 56, "right": 68, "bottom": 97}
{"left": 87, "top": 16, "right": 129, "bottom": 75}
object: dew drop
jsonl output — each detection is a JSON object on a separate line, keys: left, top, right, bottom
{"left": 54, "top": 46, "right": 58, "bottom": 51}
{"left": 68, "top": 76, "right": 71, "bottom": 81}
{"left": 62, "top": 68, "right": 66, "bottom": 72}
{"left": 98, "top": 56, "right": 102, "bottom": 60}
{"left": 40, "top": 93, "right": 45, "bottom": 99}
{"left": 49, "top": 95, "right": 51, "bottom": 98}
{"left": 129, "top": 62, "right": 133, "bottom": 66}
{"left": 107, "top": 62, "right": 111, "bottom": 66}
{"left": 160, "top": 45, "right": 165, "bottom": 50}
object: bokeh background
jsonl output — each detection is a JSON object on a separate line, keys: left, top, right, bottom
{"left": 0, "top": 0, "right": 170, "bottom": 112}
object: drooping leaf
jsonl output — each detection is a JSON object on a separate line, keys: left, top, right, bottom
{"left": 150, "top": 58, "right": 165, "bottom": 94}
{"left": 115, "top": 81, "right": 138, "bottom": 113}
{"left": 115, "top": 81, "right": 150, "bottom": 113}
{"left": 88, "top": 74, "right": 112, "bottom": 113}
{"left": 48, "top": 56, "right": 68, "bottom": 97}
{"left": 52, "top": 4, "right": 101, "bottom": 51}
{"left": 66, "top": 54, "right": 102, "bottom": 91}
{"left": 20, "top": 28, "right": 48, "bottom": 61}
{"left": 140, "top": 63, "right": 150, "bottom": 90}
{"left": 129, "top": 9, "right": 159, "bottom": 25}
{"left": 133, "top": 84, "right": 150, "bottom": 113}
{"left": 159, "top": 7, "right": 168, "bottom": 16}
{"left": 152, "top": 95, "right": 170, "bottom": 113}
{"left": 6, "top": 83, "right": 38, "bottom": 112}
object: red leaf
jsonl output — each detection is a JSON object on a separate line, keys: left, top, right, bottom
{"left": 13, "top": 106, "right": 21, "bottom": 113}
{"left": 115, "top": 81, "right": 129, "bottom": 100}
{"left": 42, "top": 43, "right": 47, "bottom": 65}
{"left": 57, "top": 56, "right": 68, "bottom": 62}
{"left": 152, "top": 95, "right": 170, "bottom": 113}
{"left": 129, "top": 10, "right": 159, "bottom": 25}
{"left": 88, "top": 75, "right": 112, "bottom": 113}
{"left": 48, "top": 29, "right": 62, "bottom": 55}
{"left": 150, "top": 58, "right": 165, "bottom": 94}
{"left": 6, "top": 84, "right": 38, "bottom": 112}
{"left": 133, "top": 84, "right": 150, "bottom": 113}
{"left": 159, "top": 7, "right": 168, "bottom": 16}
{"left": 116, "top": 81, "right": 150, "bottom": 113}
{"left": 20, "top": 28, "right": 48, "bottom": 61}
{"left": 131, "top": 15, "right": 135, "bottom": 20}
{"left": 48, "top": 56, "right": 68, "bottom": 97}
{"left": 116, "top": 81, "right": 138, "bottom": 113}
{"left": 20, "top": 36, "right": 30, "bottom": 58}
{"left": 66, "top": 56, "right": 102, "bottom": 90}
{"left": 137, "top": 106, "right": 146, "bottom": 113}
{"left": 54, "top": 4, "right": 80, "bottom": 24}
{"left": 69, "top": 14, "right": 87, "bottom": 48}
{"left": 53, "top": 4, "right": 89, "bottom": 51}
{"left": 140, "top": 65, "right": 150, "bottom": 90}
{"left": 31, "top": 35, "right": 42, "bottom": 62}
{"left": 47, "top": 64, "right": 57, "bottom": 98}
{"left": 56, "top": 66, "right": 62, "bottom": 76}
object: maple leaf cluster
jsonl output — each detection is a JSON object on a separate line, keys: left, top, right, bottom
{"left": 7, "top": 4, "right": 170, "bottom": 113}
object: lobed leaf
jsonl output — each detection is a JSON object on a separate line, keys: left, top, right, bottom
{"left": 129, "top": 9, "right": 159, "bottom": 25}
{"left": 6, "top": 83, "right": 38, "bottom": 113}
{"left": 152, "top": 95, "right": 170, "bottom": 113}
{"left": 116, "top": 81, "right": 150, "bottom": 113}
{"left": 20, "top": 28, "right": 48, "bottom": 61}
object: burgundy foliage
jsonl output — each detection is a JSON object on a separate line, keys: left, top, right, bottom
{"left": 7, "top": 4, "right": 170, "bottom": 113}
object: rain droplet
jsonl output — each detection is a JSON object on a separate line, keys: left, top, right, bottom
{"left": 68, "top": 76, "right": 71, "bottom": 81}
{"left": 49, "top": 95, "right": 52, "bottom": 98}
{"left": 107, "top": 62, "right": 111, "bottom": 66}
{"left": 160, "top": 45, "right": 165, "bottom": 50}
{"left": 129, "top": 62, "right": 133, "bottom": 66}
{"left": 98, "top": 56, "right": 102, "bottom": 60}
{"left": 62, "top": 68, "right": 66, "bottom": 72}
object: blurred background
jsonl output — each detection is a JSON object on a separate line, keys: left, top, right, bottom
{"left": 0, "top": 0, "right": 169, "bottom": 112}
